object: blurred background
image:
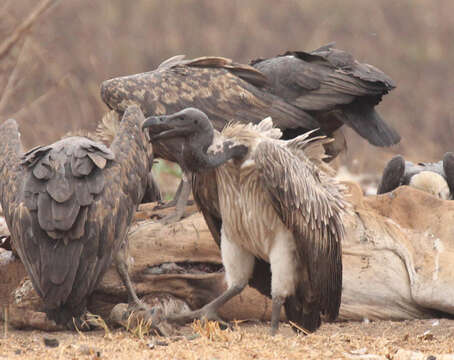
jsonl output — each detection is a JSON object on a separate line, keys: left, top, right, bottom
{"left": 1, "top": 0, "right": 453, "bottom": 194}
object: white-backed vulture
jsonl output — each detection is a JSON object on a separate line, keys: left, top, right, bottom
{"left": 101, "top": 43, "right": 397, "bottom": 223}
{"left": 0, "top": 106, "right": 153, "bottom": 328}
{"left": 142, "top": 108, "right": 350, "bottom": 335}
{"left": 377, "top": 153, "right": 454, "bottom": 199}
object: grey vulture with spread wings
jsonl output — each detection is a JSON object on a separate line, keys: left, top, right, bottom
{"left": 0, "top": 106, "right": 153, "bottom": 327}
{"left": 101, "top": 43, "right": 397, "bottom": 223}
{"left": 142, "top": 108, "right": 349, "bottom": 335}
{"left": 377, "top": 153, "right": 454, "bottom": 199}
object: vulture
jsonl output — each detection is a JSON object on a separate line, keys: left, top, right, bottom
{"left": 377, "top": 153, "right": 454, "bottom": 199}
{"left": 142, "top": 107, "right": 350, "bottom": 335}
{"left": 101, "top": 43, "right": 397, "bottom": 223}
{"left": 0, "top": 106, "right": 153, "bottom": 328}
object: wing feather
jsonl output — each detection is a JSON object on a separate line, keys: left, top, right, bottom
{"left": 253, "top": 140, "right": 347, "bottom": 325}
{"left": 192, "top": 170, "right": 274, "bottom": 298}
{"left": 0, "top": 106, "right": 152, "bottom": 324}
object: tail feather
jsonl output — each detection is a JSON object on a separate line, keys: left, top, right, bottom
{"left": 341, "top": 102, "right": 400, "bottom": 147}
{"left": 284, "top": 288, "right": 321, "bottom": 333}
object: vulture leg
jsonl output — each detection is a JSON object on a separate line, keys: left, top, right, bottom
{"left": 269, "top": 231, "right": 298, "bottom": 336}
{"left": 159, "top": 170, "right": 193, "bottom": 224}
{"left": 142, "top": 172, "right": 162, "bottom": 203}
{"left": 443, "top": 152, "right": 454, "bottom": 198}
{"left": 114, "top": 240, "right": 150, "bottom": 313}
{"left": 377, "top": 155, "right": 405, "bottom": 194}
{"left": 153, "top": 180, "right": 183, "bottom": 209}
{"left": 167, "top": 236, "right": 255, "bottom": 327}
{"left": 271, "top": 296, "right": 285, "bottom": 336}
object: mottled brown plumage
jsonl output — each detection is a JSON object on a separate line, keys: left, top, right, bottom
{"left": 0, "top": 106, "right": 153, "bottom": 326}
{"left": 101, "top": 45, "right": 397, "bottom": 222}
{"left": 142, "top": 108, "right": 349, "bottom": 334}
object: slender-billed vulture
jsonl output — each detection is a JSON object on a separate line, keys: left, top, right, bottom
{"left": 101, "top": 43, "right": 397, "bottom": 223}
{"left": 142, "top": 108, "right": 349, "bottom": 335}
{"left": 0, "top": 106, "right": 153, "bottom": 328}
{"left": 377, "top": 153, "right": 454, "bottom": 199}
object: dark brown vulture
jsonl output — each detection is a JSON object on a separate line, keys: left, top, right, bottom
{"left": 101, "top": 43, "right": 397, "bottom": 223}
{"left": 142, "top": 108, "right": 349, "bottom": 335}
{"left": 0, "top": 106, "right": 153, "bottom": 328}
{"left": 377, "top": 152, "right": 454, "bottom": 199}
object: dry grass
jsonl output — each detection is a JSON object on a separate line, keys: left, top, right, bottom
{"left": 1, "top": 0, "right": 453, "bottom": 177}
{"left": 2, "top": 319, "right": 454, "bottom": 359}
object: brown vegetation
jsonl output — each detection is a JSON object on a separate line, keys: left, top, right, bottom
{"left": 1, "top": 0, "right": 453, "bottom": 177}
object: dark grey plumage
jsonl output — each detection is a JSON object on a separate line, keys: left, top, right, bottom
{"left": 251, "top": 43, "right": 399, "bottom": 147}
{"left": 0, "top": 106, "right": 153, "bottom": 326}
{"left": 377, "top": 153, "right": 454, "bottom": 199}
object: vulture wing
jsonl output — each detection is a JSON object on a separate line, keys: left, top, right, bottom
{"left": 0, "top": 106, "right": 151, "bottom": 324}
{"left": 253, "top": 140, "right": 346, "bottom": 331}
{"left": 252, "top": 45, "right": 400, "bottom": 146}
{"left": 101, "top": 56, "right": 318, "bottom": 135}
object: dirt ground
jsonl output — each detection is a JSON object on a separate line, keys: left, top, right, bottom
{"left": 2, "top": 318, "right": 454, "bottom": 359}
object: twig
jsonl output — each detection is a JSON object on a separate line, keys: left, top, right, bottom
{"left": 0, "top": 0, "right": 59, "bottom": 61}
{"left": 0, "top": 38, "right": 29, "bottom": 114}
{"left": 289, "top": 320, "right": 310, "bottom": 335}
{"left": 5, "top": 74, "right": 69, "bottom": 120}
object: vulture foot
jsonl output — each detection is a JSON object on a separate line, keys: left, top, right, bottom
{"left": 110, "top": 302, "right": 174, "bottom": 337}
{"left": 166, "top": 284, "right": 246, "bottom": 329}
{"left": 153, "top": 198, "right": 178, "bottom": 210}
{"left": 155, "top": 174, "right": 193, "bottom": 224}
{"left": 166, "top": 306, "right": 230, "bottom": 330}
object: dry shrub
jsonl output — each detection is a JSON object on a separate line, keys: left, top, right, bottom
{"left": 1, "top": 0, "right": 453, "bottom": 178}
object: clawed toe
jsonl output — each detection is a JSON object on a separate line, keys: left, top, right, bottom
{"left": 153, "top": 200, "right": 176, "bottom": 211}
{"left": 166, "top": 307, "right": 230, "bottom": 329}
{"left": 159, "top": 213, "right": 185, "bottom": 225}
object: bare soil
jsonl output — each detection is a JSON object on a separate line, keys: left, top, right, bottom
{"left": 2, "top": 318, "right": 454, "bottom": 359}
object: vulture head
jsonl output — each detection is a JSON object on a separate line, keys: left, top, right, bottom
{"left": 409, "top": 171, "right": 451, "bottom": 200}
{"left": 142, "top": 108, "right": 248, "bottom": 171}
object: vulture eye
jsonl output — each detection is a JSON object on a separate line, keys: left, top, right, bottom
{"left": 194, "top": 120, "right": 198, "bottom": 125}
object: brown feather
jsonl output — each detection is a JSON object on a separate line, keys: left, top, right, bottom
{"left": 0, "top": 106, "right": 152, "bottom": 325}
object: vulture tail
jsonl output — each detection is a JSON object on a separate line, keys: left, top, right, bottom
{"left": 284, "top": 285, "right": 321, "bottom": 333}
{"left": 341, "top": 102, "right": 400, "bottom": 147}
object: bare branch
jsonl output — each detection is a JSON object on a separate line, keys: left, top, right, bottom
{"left": 5, "top": 75, "right": 69, "bottom": 120}
{"left": 0, "top": 39, "right": 29, "bottom": 114}
{"left": 0, "top": 0, "right": 59, "bottom": 61}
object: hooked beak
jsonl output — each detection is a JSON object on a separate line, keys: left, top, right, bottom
{"left": 142, "top": 116, "right": 166, "bottom": 130}
{"left": 141, "top": 114, "right": 193, "bottom": 141}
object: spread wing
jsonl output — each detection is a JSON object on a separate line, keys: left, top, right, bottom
{"left": 100, "top": 56, "right": 319, "bottom": 133}
{"left": 0, "top": 106, "right": 151, "bottom": 323}
{"left": 253, "top": 140, "right": 347, "bottom": 330}
{"left": 252, "top": 44, "right": 399, "bottom": 146}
